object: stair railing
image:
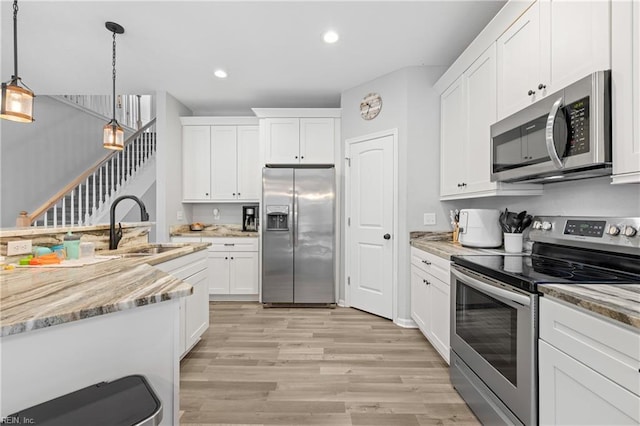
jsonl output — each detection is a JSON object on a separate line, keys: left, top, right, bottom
{"left": 29, "top": 118, "right": 157, "bottom": 228}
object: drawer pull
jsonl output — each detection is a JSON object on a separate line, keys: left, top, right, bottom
{"left": 423, "top": 279, "right": 430, "bottom": 285}
{"left": 421, "top": 259, "right": 431, "bottom": 265}
{"left": 224, "top": 243, "right": 235, "bottom": 246}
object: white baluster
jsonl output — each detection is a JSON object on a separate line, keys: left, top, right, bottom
{"left": 53, "top": 201, "right": 58, "bottom": 226}
{"left": 70, "top": 190, "right": 75, "bottom": 226}
{"left": 78, "top": 185, "right": 83, "bottom": 226}
{"left": 62, "top": 197, "right": 66, "bottom": 227}
{"left": 111, "top": 157, "right": 115, "bottom": 197}
{"left": 44, "top": 211, "right": 48, "bottom": 228}
{"left": 85, "top": 177, "right": 90, "bottom": 224}
{"left": 92, "top": 172, "right": 96, "bottom": 216}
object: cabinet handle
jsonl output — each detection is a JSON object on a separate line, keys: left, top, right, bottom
{"left": 232, "top": 193, "right": 236, "bottom": 196}
{"left": 224, "top": 243, "right": 235, "bottom": 246}
{"left": 225, "top": 257, "right": 228, "bottom": 260}
{"left": 205, "top": 192, "right": 209, "bottom": 196}
{"left": 457, "top": 183, "right": 467, "bottom": 188}
{"left": 421, "top": 259, "right": 431, "bottom": 265}
{"left": 423, "top": 279, "right": 430, "bottom": 285}
{"left": 528, "top": 90, "right": 535, "bottom": 96}
{"left": 301, "top": 156, "right": 304, "bottom": 159}
{"left": 295, "top": 156, "right": 298, "bottom": 159}
{"left": 230, "top": 257, "right": 234, "bottom": 260}
{"left": 237, "top": 192, "right": 241, "bottom": 196}
{"left": 538, "top": 83, "right": 546, "bottom": 90}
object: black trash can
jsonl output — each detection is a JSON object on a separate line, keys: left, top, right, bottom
{"left": 3, "top": 375, "right": 162, "bottom": 426}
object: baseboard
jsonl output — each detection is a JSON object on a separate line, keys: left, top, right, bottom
{"left": 394, "top": 317, "right": 418, "bottom": 328}
{"left": 337, "top": 299, "right": 347, "bottom": 307}
{"left": 209, "top": 294, "right": 259, "bottom": 302}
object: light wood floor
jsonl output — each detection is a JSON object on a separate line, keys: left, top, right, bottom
{"left": 179, "top": 302, "right": 479, "bottom": 425}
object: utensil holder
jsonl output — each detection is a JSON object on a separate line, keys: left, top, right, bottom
{"left": 504, "top": 233, "right": 523, "bottom": 253}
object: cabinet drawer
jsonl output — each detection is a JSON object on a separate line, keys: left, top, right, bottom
{"left": 540, "top": 297, "right": 640, "bottom": 396}
{"left": 203, "top": 237, "right": 259, "bottom": 252}
{"left": 167, "top": 258, "right": 207, "bottom": 281}
{"left": 171, "top": 236, "right": 202, "bottom": 243}
{"left": 410, "top": 247, "right": 450, "bottom": 283}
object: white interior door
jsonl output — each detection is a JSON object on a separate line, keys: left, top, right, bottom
{"left": 347, "top": 133, "right": 394, "bottom": 319}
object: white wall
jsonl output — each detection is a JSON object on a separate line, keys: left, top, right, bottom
{"left": 155, "top": 92, "right": 192, "bottom": 242}
{"left": 340, "top": 66, "right": 446, "bottom": 325}
{"left": 0, "top": 96, "right": 112, "bottom": 227}
{"left": 445, "top": 176, "right": 640, "bottom": 218}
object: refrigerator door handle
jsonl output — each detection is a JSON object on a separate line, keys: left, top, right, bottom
{"left": 294, "top": 190, "right": 299, "bottom": 247}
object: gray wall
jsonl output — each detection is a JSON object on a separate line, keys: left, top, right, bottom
{"left": 0, "top": 96, "right": 110, "bottom": 227}
{"left": 340, "top": 66, "right": 446, "bottom": 324}
{"left": 123, "top": 182, "right": 157, "bottom": 241}
{"left": 155, "top": 91, "right": 192, "bottom": 242}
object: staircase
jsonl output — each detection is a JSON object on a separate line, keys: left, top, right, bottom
{"left": 30, "top": 120, "right": 157, "bottom": 227}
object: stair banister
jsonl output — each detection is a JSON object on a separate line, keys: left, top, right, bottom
{"left": 28, "top": 118, "right": 156, "bottom": 226}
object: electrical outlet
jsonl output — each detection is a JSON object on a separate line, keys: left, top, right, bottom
{"left": 423, "top": 213, "right": 436, "bottom": 226}
{"left": 177, "top": 210, "right": 183, "bottom": 220}
{"left": 7, "top": 239, "right": 32, "bottom": 256}
{"left": 212, "top": 208, "right": 220, "bottom": 220}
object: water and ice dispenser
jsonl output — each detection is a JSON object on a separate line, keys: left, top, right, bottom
{"left": 266, "top": 206, "right": 289, "bottom": 231}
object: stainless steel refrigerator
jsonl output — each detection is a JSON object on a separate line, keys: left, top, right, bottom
{"left": 262, "top": 167, "right": 335, "bottom": 304}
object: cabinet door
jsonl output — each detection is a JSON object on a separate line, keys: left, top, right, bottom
{"left": 539, "top": 340, "right": 640, "bottom": 425}
{"left": 299, "top": 118, "right": 335, "bottom": 164}
{"left": 182, "top": 126, "right": 211, "bottom": 200}
{"left": 497, "top": 2, "right": 541, "bottom": 119}
{"left": 612, "top": 0, "right": 640, "bottom": 182}
{"left": 229, "top": 252, "right": 258, "bottom": 294}
{"left": 440, "top": 75, "right": 466, "bottom": 197}
{"left": 464, "top": 43, "right": 498, "bottom": 195}
{"left": 410, "top": 265, "right": 429, "bottom": 332}
{"left": 184, "top": 269, "right": 209, "bottom": 351}
{"left": 428, "top": 276, "right": 450, "bottom": 364}
{"left": 541, "top": 0, "right": 610, "bottom": 93}
{"left": 264, "top": 118, "right": 300, "bottom": 164}
{"left": 210, "top": 126, "right": 238, "bottom": 201}
{"left": 208, "top": 251, "right": 230, "bottom": 294}
{"left": 237, "top": 126, "right": 260, "bottom": 200}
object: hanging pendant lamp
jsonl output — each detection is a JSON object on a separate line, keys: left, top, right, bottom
{"left": 103, "top": 21, "right": 125, "bottom": 150}
{"left": 1, "top": 0, "right": 35, "bottom": 123}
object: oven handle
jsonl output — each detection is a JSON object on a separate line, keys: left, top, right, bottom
{"left": 451, "top": 267, "right": 532, "bottom": 307}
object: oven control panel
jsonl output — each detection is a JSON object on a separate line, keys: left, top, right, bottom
{"left": 530, "top": 216, "right": 640, "bottom": 255}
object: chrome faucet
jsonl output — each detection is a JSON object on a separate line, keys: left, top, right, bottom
{"left": 109, "top": 195, "right": 150, "bottom": 250}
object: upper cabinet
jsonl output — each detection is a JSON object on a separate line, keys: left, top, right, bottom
{"left": 611, "top": 0, "right": 640, "bottom": 184}
{"left": 181, "top": 117, "right": 260, "bottom": 202}
{"left": 497, "top": 0, "right": 611, "bottom": 120}
{"left": 253, "top": 108, "right": 341, "bottom": 165}
{"left": 440, "top": 44, "right": 542, "bottom": 200}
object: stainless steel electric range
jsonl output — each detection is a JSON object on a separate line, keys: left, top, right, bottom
{"left": 449, "top": 216, "right": 640, "bottom": 425}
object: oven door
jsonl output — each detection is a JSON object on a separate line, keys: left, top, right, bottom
{"left": 450, "top": 264, "right": 537, "bottom": 425}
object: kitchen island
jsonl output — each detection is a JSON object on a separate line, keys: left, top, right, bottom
{"left": 0, "top": 243, "right": 208, "bottom": 425}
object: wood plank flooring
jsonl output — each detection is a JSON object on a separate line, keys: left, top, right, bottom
{"left": 180, "top": 302, "right": 479, "bottom": 425}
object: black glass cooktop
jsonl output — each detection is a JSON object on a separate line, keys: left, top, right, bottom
{"left": 452, "top": 252, "right": 640, "bottom": 294}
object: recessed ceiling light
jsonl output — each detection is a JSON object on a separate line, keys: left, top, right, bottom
{"left": 214, "top": 69, "right": 228, "bottom": 79}
{"left": 323, "top": 30, "right": 339, "bottom": 44}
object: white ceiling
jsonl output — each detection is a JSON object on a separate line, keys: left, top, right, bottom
{"left": 1, "top": 1, "right": 505, "bottom": 115}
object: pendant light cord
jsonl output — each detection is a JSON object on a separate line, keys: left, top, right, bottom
{"left": 112, "top": 31, "right": 117, "bottom": 123}
{"left": 12, "top": 0, "right": 18, "bottom": 81}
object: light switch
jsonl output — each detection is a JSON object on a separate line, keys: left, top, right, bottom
{"left": 424, "top": 213, "right": 436, "bottom": 226}
{"left": 177, "top": 210, "right": 183, "bottom": 220}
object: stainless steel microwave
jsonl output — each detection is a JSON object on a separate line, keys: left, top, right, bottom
{"left": 490, "top": 70, "right": 611, "bottom": 183}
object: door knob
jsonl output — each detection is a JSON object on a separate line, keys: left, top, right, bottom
{"left": 383, "top": 233, "right": 391, "bottom": 240}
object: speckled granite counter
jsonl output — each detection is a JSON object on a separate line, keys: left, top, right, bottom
{"left": 410, "top": 231, "right": 486, "bottom": 260}
{"left": 170, "top": 224, "right": 258, "bottom": 238}
{"left": 539, "top": 284, "right": 640, "bottom": 329}
{"left": 0, "top": 243, "right": 209, "bottom": 337}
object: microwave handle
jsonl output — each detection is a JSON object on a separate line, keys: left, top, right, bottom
{"left": 545, "top": 96, "right": 566, "bottom": 169}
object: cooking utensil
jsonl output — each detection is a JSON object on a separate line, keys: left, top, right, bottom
{"left": 517, "top": 215, "right": 533, "bottom": 233}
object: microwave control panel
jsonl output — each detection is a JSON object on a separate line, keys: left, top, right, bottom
{"left": 564, "top": 96, "right": 590, "bottom": 157}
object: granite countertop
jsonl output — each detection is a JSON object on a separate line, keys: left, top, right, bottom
{"left": 0, "top": 243, "right": 209, "bottom": 337}
{"left": 409, "top": 231, "right": 487, "bottom": 260}
{"left": 0, "top": 222, "right": 153, "bottom": 238}
{"left": 538, "top": 284, "right": 640, "bottom": 330}
{"left": 170, "top": 224, "right": 258, "bottom": 238}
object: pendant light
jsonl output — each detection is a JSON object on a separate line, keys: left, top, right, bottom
{"left": 1, "top": 0, "right": 35, "bottom": 123}
{"left": 103, "top": 21, "right": 125, "bottom": 150}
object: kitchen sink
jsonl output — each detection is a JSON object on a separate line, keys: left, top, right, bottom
{"left": 114, "top": 244, "right": 184, "bottom": 257}
{"left": 131, "top": 246, "right": 178, "bottom": 254}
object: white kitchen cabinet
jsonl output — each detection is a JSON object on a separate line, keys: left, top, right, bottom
{"left": 204, "top": 237, "right": 259, "bottom": 297}
{"left": 612, "top": 0, "right": 640, "bottom": 184}
{"left": 497, "top": 0, "right": 610, "bottom": 120}
{"left": 539, "top": 297, "right": 640, "bottom": 425}
{"left": 182, "top": 126, "right": 212, "bottom": 200}
{"left": 440, "top": 45, "right": 542, "bottom": 200}
{"left": 182, "top": 120, "right": 259, "bottom": 202}
{"left": 263, "top": 117, "right": 335, "bottom": 164}
{"left": 155, "top": 250, "right": 209, "bottom": 358}
{"left": 410, "top": 247, "right": 450, "bottom": 363}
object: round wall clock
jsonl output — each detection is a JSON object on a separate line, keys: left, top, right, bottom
{"left": 360, "top": 92, "right": 382, "bottom": 120}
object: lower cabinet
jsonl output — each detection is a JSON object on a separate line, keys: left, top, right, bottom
{"left": 410, "top": 247, "right": 451, "bottom": 364}
{"left": 204, "top": 237, "right": 259, "bottom": 296}
{"left": 155, "top": 250, "right": 209, "bottom": 358}
{"left": 539, "top": 297, "right": 640, "bottom": 425}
